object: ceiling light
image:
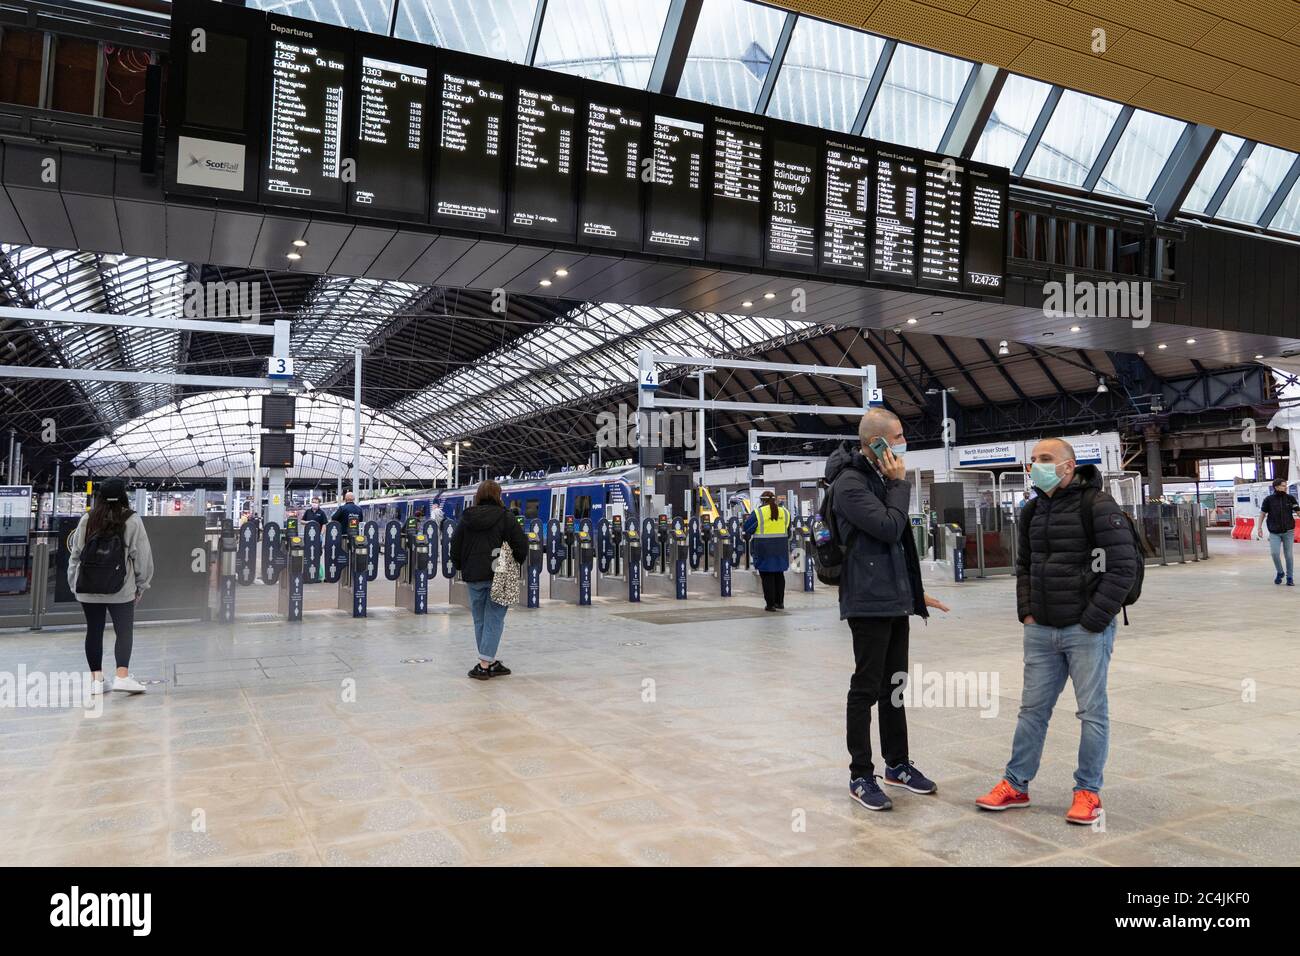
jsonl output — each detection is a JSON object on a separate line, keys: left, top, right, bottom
{"left": 742, "top": 300, "right": 753, "bottom": 308}
{"left": 997, "top": 340, "right": 1009, "bottom": 356}
{"left": 1255, "top": 354, "right": 1264, "bottom": 360}
{"left": 763, "top": 292, "right": 775, "bottom": 300}
{"left": 1096, "top": 376, "right": 1108, "bottom": 394}
{"left": 554, "top": 268, "right": 568, "bottom": 277}
{"left": 292, "top": 239, "right": 308, "bottom": 248}
{"left": 1157, "top": 343, "right": 1168, "bottom": 349}
{"left": 539, "top": 279, "right": 552, "bottom": 287}
{"left": 930, "top": 310, "right": 944, "bottom": 317}
{"left": 1069, "top": 325, "right": 1081, "bottom": 333}
{"left": 286, "top": 252, "right": 301, "bottom": 261}
{"left": 1186, "top": 337, "right": 1196, "bottom": 344}
{"left": 906, "top": 317, "right": 918, "bottom": 325}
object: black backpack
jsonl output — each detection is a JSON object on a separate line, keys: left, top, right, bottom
{"left": 76, "top": 531, "right": 128, "bottom": 595}
{"left": 814, "top": 479, "right": 853, "bottom": 587}
{"left": 1022, "top": 487, "right": 1144, "bottom": 622}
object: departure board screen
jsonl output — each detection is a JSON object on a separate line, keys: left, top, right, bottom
{"left": 646, "top": 111, "right": 705, "bottom": 256}
{"left": 706, "top": 113, "right": 765, "bottom": 265}
{"left": 262, "top": 17, "right": 349, "bottom": 209}
{"left": 918, "top": 156, "right": 963, "bottom": 289}
{"left": 766, "top": 136, "right": 817, "bottom": 269}
{"left": 870, "top": 146, "right": 919, "bottom": 284}
{"left": 963, "top": 165, "right": 1007, "bottom": 295}
{"left": 509, "top": 83, "right": 577, "bottom": 240}
{"left": 432, "top": 61, "right": 505, "bottom": 231}
{"left": 581, "top": 94, "right": 643, "bottom": 250}
{"left": 821, "top": 140, "right": 871, "bottom": 275}
{"left": 350, "top": 51, "right": 428, "bottom": 219}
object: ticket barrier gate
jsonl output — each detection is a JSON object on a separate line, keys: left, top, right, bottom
{"left": 640, "top": 515, "right": 680, "bottom": 597}
{"left": 525, "top": 519, "right": 544, "bottom": 609}
{"left": 277, "top": 527, "right": 305, "bottom": 621}
{"left": 216, "top": 518, "right": 238, "bottom": 623}
{"left": 622, "top": 520, "right": 641, "bottom": 602}
{"left": 712, "top": 518, "right": 735, "bottom": 598}
{"left": 337, "top": 518, "right": 377, "bottom": 616}
{"left": 303, "top": 520, "right": 323, "bottom": 583}
{"left": 789, "top": 516, "right": 815, "bottom": 593}
{"left": 550, "top": 516, "right": 597, "bottom": 604}
{"left": 261, "top": 521, "right": 284, "bottom": 586}
{"left": 395, "top": 528, "right": 431, "bottom": 614}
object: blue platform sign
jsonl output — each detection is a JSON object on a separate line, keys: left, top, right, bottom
{"left": 0, "top": 486, "right": 32, "bottom": 545}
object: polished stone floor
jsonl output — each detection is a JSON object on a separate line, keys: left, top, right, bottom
{"left": 2, "top": 534, "right": 1298, "bottom": 866}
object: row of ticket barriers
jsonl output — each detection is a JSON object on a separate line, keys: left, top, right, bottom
{"left": 213, "top": 511, "right": 821, "bottom": 623}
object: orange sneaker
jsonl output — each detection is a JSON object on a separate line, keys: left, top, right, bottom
{"left": 1066, "top": 789, "right": 1103, "bottom": 825}
{"left": 975, "top": 779, "right": 1030, "bottom": 810}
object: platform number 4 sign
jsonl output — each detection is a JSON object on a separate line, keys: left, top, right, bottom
{"left": 268, "top": 356, "right": 294, "bottom": 379}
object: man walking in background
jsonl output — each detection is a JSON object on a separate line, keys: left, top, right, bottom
{"left": 1256, "top": 478, "right": 1297, "bottom": 586}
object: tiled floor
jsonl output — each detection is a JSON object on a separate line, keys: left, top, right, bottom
{"left": 2, "top": 534, "right": 1298, "bottom": 866}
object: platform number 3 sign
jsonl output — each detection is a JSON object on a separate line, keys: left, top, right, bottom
{"left": 268, "top": 356, "right": 294, "bottom": 379}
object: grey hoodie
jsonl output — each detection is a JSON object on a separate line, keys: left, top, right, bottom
{"left": 67, "top": 512, "right": 155, "bottom": 604}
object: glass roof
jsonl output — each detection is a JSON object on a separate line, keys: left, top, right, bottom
{"left": 765, "top": 15, "right": 885, "bottom": 132}
{"left": 676, "top": 0, "right": 787, "bottom": 112}
{"left": 1180, "top": 134, "right": 1245, "bottom": 215}
{"left": 1024, "top": 89, "right": 1123, "bottom": 188}
{"left": 73, "top": 389, "right": 446, "bottom": 483}
{"left": 291, "top": 277, "right": 428, "bottom": 388}
{"left": 971, "top": 73, "right": 1052, "bottom": 170}
{"left": 1216, "top": 143, "right": 1296, "bottom": 225}
{"left": 862, "top": 44, "right": 972, "bottom": 152}
{"left": 1094, "top": 109, "right": 1187, "bottom": 200}
{"left": 245, "top": 0, "right": 395, "bottom": 34}
{"left": 394, "top": 0, "right": 537, "bottom": 60}
{"left": 1269, "top": 173, "right": 1300, "bottom": 235}
{"left": 533, "top": 0, "right": 670, "bottom": 88}
{"left": 387, "top": 301, "right": 819, "bottom": 442}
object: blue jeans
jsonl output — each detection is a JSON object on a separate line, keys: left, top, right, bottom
{"left": 1005, "top": 618, "right": 1116, "bottom": 794}
{"left": 466, "top": 580, "right": 508, "bottom": 662}
{"left": 1268, "top": 532, "right": 1294, "bottom": 578}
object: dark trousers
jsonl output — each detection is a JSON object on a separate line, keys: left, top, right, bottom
{"left": 760, "top": 571, "right": 785, "bottom": 609}
{"left": 82, "top": 601, "right": 135, "bottom": 672}
{"left": 847, "top": 615, "right": 910, "bottom": 779}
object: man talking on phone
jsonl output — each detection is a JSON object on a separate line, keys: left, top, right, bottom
{"left": 825, "top": 408, "right": 950, "bottom": 812}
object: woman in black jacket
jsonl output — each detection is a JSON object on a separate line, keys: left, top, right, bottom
{"left": 449, "top": 479, "right": 529, "bottom": 680}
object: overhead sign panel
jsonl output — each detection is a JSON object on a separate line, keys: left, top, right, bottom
{"left": 707, "top": 111, "right": 765, "bottom": 266}
{"left": 919, "top": 156, "right": 963, "bottom": 290}
{"left": 508, "top": 71, "right": 578, "bottom": 241}
{"left": 580, "top": 84, "right": 644, "bottom": 251}
{"left": 645, "top": 106, "right": 706, "bottom": 258}
{"left": 432, "top": 54, "right": 506, "bottom": 232}
{"left": 821, "top": 139, "right": 871, "bottom": 277}
{"left": 349, "top": 38, "right": 430, "bottom": 220}
{"left": 963, "top": 163, "right": 1008, "bottom": 296}
{"left": 261, "top": 15, "right": 350, "bottom": 211}
{"left": 870, "top": 145, "right": 919, "bottom": 285}
{"left": 765, "top": 132, "right": 818, "bottom": 270}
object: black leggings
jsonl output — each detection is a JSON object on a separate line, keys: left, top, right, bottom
{"left": 82, "top": 601, "right": 135, "bottom": 672}
{"left": 760, "top": 571, "right": 786, "bottom": 609}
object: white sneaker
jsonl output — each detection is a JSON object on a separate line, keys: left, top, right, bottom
{"left": 89, "top": 679, "right": 105, "bottom": 696}
{"left": 112, "top": 674, "right": 146, "bottom": 695}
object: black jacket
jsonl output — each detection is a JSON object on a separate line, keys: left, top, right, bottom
{"left": 449, "top": 503, "right": 528, "bottom": 583}
{"left": 1260, "top": 492, "right": 1298, "bottom": 535}
{"left": 302, "top": 507, "right": 328, "bottom": 526}
{"left": 826, "top": 442, "right": 927, "bottom": 621}
{"left": 1016, "top": 465, "right": 1138, "bottom": 632}
{"left": 330, "top": 501, "right": 363, "bottom": 527}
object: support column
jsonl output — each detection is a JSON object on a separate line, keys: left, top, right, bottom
{"left": 1144, "top": 426, "right": 1164, "bottom": 500}
{"left": 352, "top": 348, "right": 362, "bottom": 497}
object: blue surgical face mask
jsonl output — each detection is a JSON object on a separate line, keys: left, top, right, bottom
{"left": 1029, "top": 462, "right": 1062, "bottom": 492}
{"left": 890, "top": 443, "right": 907, "bottom": 456}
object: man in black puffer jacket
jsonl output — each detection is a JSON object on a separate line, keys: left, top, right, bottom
{"left": 976, "top": 438, "right": 1137, "bottom": 826}
{"left": 828, "top": 408, "right": 950, "bottom": 814}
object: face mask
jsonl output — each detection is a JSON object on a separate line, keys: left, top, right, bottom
{"left": 1029, "top": 462, "right": 1062, "bottom": 492}
{"left": 890, "top": 443, "right": 908, "bottom": 456}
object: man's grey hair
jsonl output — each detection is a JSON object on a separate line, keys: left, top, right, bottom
{"left": 1034, "top": 437, "right": 1076, "bottom": 461}
{"left": 859, "top": 407, "right": 901, "bottom": 445}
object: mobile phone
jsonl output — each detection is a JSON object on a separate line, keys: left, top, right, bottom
{"left": 868, "top": 437, "right": 890, "bottom": 458}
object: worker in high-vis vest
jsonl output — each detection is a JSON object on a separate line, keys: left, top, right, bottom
{"left": 743, "top": 490, "right": 792, "bottom": 611}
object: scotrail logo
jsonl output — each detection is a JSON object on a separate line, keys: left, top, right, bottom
{"left": 1042, "top": 273, "right": 1151, "bottom": 328}
{"left": 50, "top": 886, "right": 151, "bottom": 936}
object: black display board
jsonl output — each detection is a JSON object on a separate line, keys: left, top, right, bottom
{"left": 260, "top": 433, "right": 295, "bottom": 468}
{"left": 508, "top": 66, "right": 579, "bottom": 242}
{"left": 431, "top": 51, "right": 507, "bottom": 232}
{"left": 706, "top": 108, "right": 766, "bottom": 267}
{"left": 261, "top": 394, "right": 297, "bottom": 429}
{"left": 165, "top": 0, "right": 265, "bottom": 201}
{"left": 765, "top": 123, "right": 819, "bottom": 271}
{"left": 260, "top": 14, "right": 351, "bottom": 211}
{"left": 963, "top": 163, "right": 1009, "bottom": 296}
{"left": 349, "top": 33, "right": 432, "bottom": 221}
{"left": 918, "top": 155, "right": 964, "bottom": 290}
{"left": 869, "top": 145, "right": 920, "bottom": 285}
{"left": 821, "top": 138, "right": 871, "bottom": 277}
{"left": 579, "top": 80, "right": 646, "bottom": 252}
{"left": 645, "top": 98, "right": 708, "bottom": 259}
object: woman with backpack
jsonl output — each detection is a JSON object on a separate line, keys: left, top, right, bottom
{"left": 67, "top": 478, "right": 155, "bottom": 695}
{"left": 743, "top": 490, "right": 792, "bottom": 612}
{"left": 448, "top": 479, "right": 529, "bottom": 680}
